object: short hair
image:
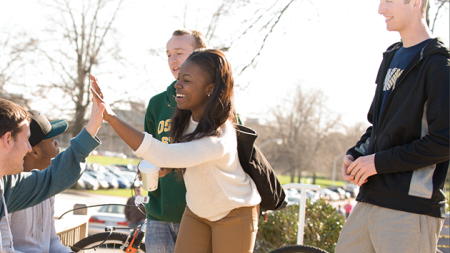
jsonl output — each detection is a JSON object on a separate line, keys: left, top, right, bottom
{"left": 405, "top": 0, "right": 428, "bottom": 16}
{"left": 0, "top": 99, "right": 30, "bottom": 139}
{"left": 172, "top": 29, "right": 207, "bottom": 50}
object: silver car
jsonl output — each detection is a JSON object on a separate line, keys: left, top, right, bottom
{"left": 88, "top": 205, "right": 130, "bottom": 235}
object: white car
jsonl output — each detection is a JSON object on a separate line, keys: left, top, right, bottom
{"left": 88, "top": 205, "right": 130, "bottom": 235}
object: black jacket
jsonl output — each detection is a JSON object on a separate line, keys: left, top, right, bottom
{"left": 348, "top": 38, "right": 449, "bottom": 218}
{"left": 236, "top": 125, "right": 286, "bottom": 211}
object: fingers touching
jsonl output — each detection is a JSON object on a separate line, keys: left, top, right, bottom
{"left": 341, "top": 155, "right": 355, "bottom": 182}
{"left": 346, "top": 154, "right": 377, "bottom": 187}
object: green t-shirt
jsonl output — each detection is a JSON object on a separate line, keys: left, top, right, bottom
{"left": 144, "top": 81, "right": 186, "bottom": 223}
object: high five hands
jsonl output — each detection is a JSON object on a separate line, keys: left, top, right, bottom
{"left": 341, "top": 154, "right": 377, "bottom": 187}
{"left": 90, "top": 74, "right": 116, "bottom": 121}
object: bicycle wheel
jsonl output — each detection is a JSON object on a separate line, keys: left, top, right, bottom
{"left": 71, "top": 232, "right": 146, "bottom": 252}
{"left": 269, "top": 244, "right": 329, "bottom": 253}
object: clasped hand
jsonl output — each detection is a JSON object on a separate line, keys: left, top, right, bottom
{"left": 341, "top": 154, "right": 377, "bottom": 187}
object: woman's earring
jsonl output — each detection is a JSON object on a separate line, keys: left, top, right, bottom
{"left": 207, "top": 94, "right": 211, "bottom": 97}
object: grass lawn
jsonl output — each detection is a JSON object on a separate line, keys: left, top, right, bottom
{"left": 86, "top": 188, "right": 149, "bottom": 198}
{"left": 86, "top": 155, "right": 141, "bottom": 166}
{"left": 277, "top": 175, "right": 346, "bottom": 188}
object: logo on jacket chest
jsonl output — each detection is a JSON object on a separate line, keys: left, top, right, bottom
{"left": 157, "top": 119, "right": 172, "bottom": 144}
{"left": 384, "top": 68, "right": 403, "bottom": 91}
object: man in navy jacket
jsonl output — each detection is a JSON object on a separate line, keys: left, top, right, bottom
{"left": 336, "top": 0, "right": 449, "bottom": 252}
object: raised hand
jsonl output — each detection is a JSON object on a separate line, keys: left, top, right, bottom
{"left": 90, "top": 74, "right": 116, "bottom": 121}
{"left": 85, "top": 95, "right": 105, "bottom": 137}
{"left": 89, "top": 74, "right": 145, "bottom": 151}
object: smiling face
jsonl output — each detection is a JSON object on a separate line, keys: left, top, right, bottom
{"left": 378, "top": 0, "right": 416, "bottom": 34}
{"left": 8, "top": 121, "right": 32, "bottom": 175}
{"left": 24, "top": 137, "right": 60, "bottom": 172}
{"left": 174, "top": 60, "right": 214, "bottom": 121}
{"left": 166, "top": 34, "right": 197, "bottom": 79}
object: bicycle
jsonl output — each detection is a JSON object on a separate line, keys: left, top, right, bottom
{"left": 58, "top": 201, "right": 146, "bottom": 252}
{"left": 68, "top": 183, "right": 329, "bottom": 253}
{"left": 70, "top": 224, "right": 146, "bottom": 252}
{"left": 60, "top": 180, "right": 148, "bottom": 252}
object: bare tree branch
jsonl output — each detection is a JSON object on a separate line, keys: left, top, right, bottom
{"left": 431, "top": 0, "right": 448, "bottom": 33}
{"left": 0, "top": 31, "right": 37, "bottom": 92}
{"left": 236, "top": 0, "right": 296, "bottom": 77}
{"left": 265, "top": 84, "right": 341, "bottom": 181}
{"left": 32, "top": 0, "right": 126, "bottom": 136}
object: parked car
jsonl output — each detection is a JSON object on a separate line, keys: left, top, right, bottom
{"left": 88, "top": 205, "right": 129, "bottom": 235}
{"left": 114, "top": 171, "right": 140, "bottom": 188}
{"left": 99, "top": 171, "right": 120, "bottom": 190}
{"left": 70, "top": 177, "right": 86, "bottom": 190}
{"left": 328, "top": 186, "right": 350, "bottom": 199}
{"left": 284, "top": 188, "right": 318, "bottom": 205}
{"left": 113, "top": 164, "right": 136, "bottom": 172}
{"left": 103, "top": 170, "right": 132, "bottom": 189}
{"left": 317, "top": 188, "right": 340, "bottom": 201}
{"left": 343, "top": 183, "right": 359, "bottom": 198}
{"left": 80, "top": 172, "right": 100, "bottom": 190}
{"left": 85, "top": 170, "right": 111, "bottom": 189}
{"left": 104, "top": 165, "right": 123, "bottom": 174}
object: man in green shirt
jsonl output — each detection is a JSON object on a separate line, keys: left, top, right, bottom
{"left": 143, "top": 29, "right": 207, "bottom": 253}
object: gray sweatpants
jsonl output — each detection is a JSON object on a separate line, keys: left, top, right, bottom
{"left": 335, "top": 202, "right": 444, "bottom": 253}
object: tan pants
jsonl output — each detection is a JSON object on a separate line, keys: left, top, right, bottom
{"left": 174, "top": 205, "right": 259, "bottom": 253}
{"left": 335, "top": 202, "right": 444, "bottom": 253}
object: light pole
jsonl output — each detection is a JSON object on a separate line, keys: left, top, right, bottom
{"left": 332, "top": 153, "right": 345, "bottom": 186}
{"left": 283, "top": 183, "right": 320, "bottom": 245}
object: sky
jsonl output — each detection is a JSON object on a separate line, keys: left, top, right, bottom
{"left": 1, "top": 0, "right": 449, "bottom": 128}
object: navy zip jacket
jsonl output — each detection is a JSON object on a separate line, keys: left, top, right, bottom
{"left": 347, "top": 38, "right": 449, "bottom": 218}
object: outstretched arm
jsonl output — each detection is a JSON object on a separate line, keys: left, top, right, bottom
{"left": 90, "top": 75, "right": 144, "bottom": 151}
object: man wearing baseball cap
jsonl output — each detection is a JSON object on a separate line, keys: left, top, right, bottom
{"left": 0, "top": 111, "right": 74, "bottom": 252}
{"left": 0, "top": 97, "right": 104, "bottom": 252}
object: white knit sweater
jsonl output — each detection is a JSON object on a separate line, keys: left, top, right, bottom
{"left": 134, "top": 118, "right": 261, "bottom": 221}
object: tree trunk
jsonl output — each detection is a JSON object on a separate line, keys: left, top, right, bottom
{"left": 289, "top": 158, "right": 296, "bottom": 183}
{"left": 297, "top": 170, "right": 301, "bottom": 183}
{"left": 71, "top": 103, "right": 87, "bottom": 137}
{"left": 290, "top": 172, "right": 295, "bottom": 183}
{"left": 313, "top": 173, "right": 316, "bottom": 184}
{"left": 70, "top": 67, "right": 87, "bottom": 137}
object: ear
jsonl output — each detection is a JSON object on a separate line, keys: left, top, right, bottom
{"left": 413, "top": 0, "right": 421, "bottom": 10}
{"left": 207, "top": 83, "right": 215, "bottom": 95}
{"left": 28, "top": 147, "right": 39, "bottom": 160}
{"left": 0, "top": 132, "right": 13, "bottom": 150}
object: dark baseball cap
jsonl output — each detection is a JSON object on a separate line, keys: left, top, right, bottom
{"left": 28, "top": 110, "right": 69, "bottom": 147}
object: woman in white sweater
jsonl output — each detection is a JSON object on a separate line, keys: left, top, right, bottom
{"left": 90, "top": 49, "right": 261, "bottom": 253}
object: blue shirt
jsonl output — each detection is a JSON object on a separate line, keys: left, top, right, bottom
{"left": 379, "top": 39, "right": 431, "bottom": 120}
